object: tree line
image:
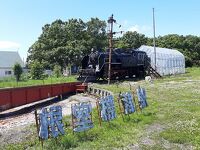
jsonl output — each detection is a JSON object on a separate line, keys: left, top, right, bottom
{"left": 27, "top": 18, "right": 200, "bottom": 73}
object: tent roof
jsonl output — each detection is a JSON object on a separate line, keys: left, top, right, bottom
{"left": 137, "top": 45, "right": 184, "bottom": 57}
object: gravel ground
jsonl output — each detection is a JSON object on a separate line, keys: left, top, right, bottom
{"left": 0, "top": 94, "right": 97, "bottom": 146}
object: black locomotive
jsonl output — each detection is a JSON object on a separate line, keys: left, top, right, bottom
{"left": 78, "top": 48, "right": 149, "bottom": 81}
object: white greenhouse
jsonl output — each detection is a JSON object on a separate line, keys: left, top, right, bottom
{"left": 137, "top": 45, "right": 185, "bottom": 76}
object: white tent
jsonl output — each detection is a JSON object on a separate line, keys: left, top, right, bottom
{"left": 137, "top": 45, "right": 185, "bottom": 76}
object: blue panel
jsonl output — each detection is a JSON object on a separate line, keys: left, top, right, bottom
{"left": 99, "top": 95, "right": 116, "bottom": 121}
{"left": 137, "top": 87, "right": 148, "bottom": 109}
{"left": 39, "top": 109, "right": 49, "bottom": 140}
{"left": 120, "top": 92, "right": 135, "bottom": 114}
{"left": 38, "top": 106, "right": 65, "bottom": 140}
{"left": 72, "top": 102, "right": 93, "bottom": 132}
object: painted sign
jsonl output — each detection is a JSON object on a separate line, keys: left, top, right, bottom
{"left": 120, "top": 92, "right": 135, "bottom": 114}
{"left": 71, "top": 102, "right": 93, "bottom": 132}
{"left": 99, "top": 95, "right": 116, "bottom": 121}
{"left": 38, "top": 106, "right": 65, "bottom": 140}
{"left": 137, "top": 87, "right": 148, "bottom": 109}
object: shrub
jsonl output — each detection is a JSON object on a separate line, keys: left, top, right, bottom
{"left": 13, "top": 63, "right": 23, "bottom": 82}
{"left": 53, "top": 65, "right": 62, "bottom": 78}
{"left": 30, "top": 61, "right": 44, "bottom": 79}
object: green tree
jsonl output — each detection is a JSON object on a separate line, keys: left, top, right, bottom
{"left": 153, "top": 34, "right": 200, "bottom": 67}
{"left": 53, "top": 64, "right": 62, "bottom": 78}
{"left": 27, "top": 18, "right": 107, "bottom": 70}
{"left": 86, "top": 18, "right": 107, "bottom": 50}
{"left": 30, "top": 61, "right": 44, "bottom": 79}
{"left": 116, "top": 31, "right": 147, "bottom": 49}
{"left": 13, "top": 63, "right": 23, "bottom": 82}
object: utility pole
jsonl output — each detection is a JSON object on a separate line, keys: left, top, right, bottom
{"left": 107, "top": 14, "right": 116, "bottom": 85}
{"left": 153, "top": 8, "right": 156, "bottom": 71}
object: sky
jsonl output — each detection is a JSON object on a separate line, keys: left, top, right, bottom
{"left": 0, "top": 0, "right": 200, "bottom": 61}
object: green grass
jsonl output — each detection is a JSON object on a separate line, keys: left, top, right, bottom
{"left": 3, "top": 107, "right": 157, "bottom": 150}
{"left": 2, "top": 67, "right": 200, "bottom": 149}
{"left": 142, "top": 67, "right": 200, "bottom": 149}
{"left": 0, "top": 76, "right": 77, "bottom": 88}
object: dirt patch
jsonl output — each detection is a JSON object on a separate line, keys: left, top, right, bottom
{"left": 128, "top": 123, "right": 195, "bottom": 150}
{"left": 0, "top": 94, "right": 97, "bottom": 147}
{"left": 140, "top": 123, "right": 165, "bottom": 146}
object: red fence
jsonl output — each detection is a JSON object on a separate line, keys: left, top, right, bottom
{"left": 0, "top": 82, "right": 82, "bottom": 111}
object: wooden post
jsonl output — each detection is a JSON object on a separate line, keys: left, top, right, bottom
{"left": 34, "top": 110, "right": 44, "bottom": 148}
{"left": 90, "top": 102, "right": 93, "bottom": 123}
{"left": 71, "top": 105, "right": 75, "bottom": 134}
{"left": 117, "top": 93, "right": 124, "bottom": 121}
{"left": 108, "top": 14, "right": 116, "bottom": 85}
{"left": 34, "top": 110, "right": 40, "bottom": 140}
{"left": 96, "top": 100, "right": 102, "bottom": 126}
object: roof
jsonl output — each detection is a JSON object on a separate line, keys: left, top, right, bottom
{"left": 0, "top": 51, "right": 24, "bottom": 68}
{"left": 137, "top": 45, "right": 184, "bottom": 57}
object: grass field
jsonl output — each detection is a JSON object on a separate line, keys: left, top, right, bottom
{"left": 2, "top": 67, "right": 200, "bottom": 149}
{"left": 0, "top": 75, "right": 77, "bottom": 88}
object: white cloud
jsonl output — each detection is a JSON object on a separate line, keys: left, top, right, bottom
{"left": 129, "top": 25, "right": 140, "bottom": 32}
{"left": 0, "top": 41, "right": 21, "bottom": 49}
{"left": 121, "top": 20, "right": 128, "bottom": 26}
{"left": 128, "top": 25, "right": 151, "bottom": 33}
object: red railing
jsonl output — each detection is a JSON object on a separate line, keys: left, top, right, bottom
{"left": 0, "top": 82, "right": 82, "bottom": 111}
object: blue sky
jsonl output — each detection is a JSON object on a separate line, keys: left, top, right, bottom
{"left": 0, "top": 0, "right": 200, "bottom": 60}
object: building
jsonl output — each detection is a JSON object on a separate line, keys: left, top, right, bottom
{"left": 137, "top": 45, "right": 185, "bottom": 76}
{"left": 0, "top": 51, "right": 24, "bottom": 78}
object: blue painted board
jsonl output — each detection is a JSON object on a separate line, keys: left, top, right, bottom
{"left": 99, "top": 95, "right": 116, "bottom": 121}
{"left": 137, "top": 87, "right": 148, "bottom": 109}
{"left": 71, "top": 102, "right": 93, "bottom": 132}
{"left": 38, "top": 106, "right": 64, "bottom": 140}
{"left": 120, "top": 92, "right": 135, "bottom": 114}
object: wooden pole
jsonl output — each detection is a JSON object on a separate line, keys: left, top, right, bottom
{"left": 34, "top": 110, "right": 43, "bottom": 148}
{"left": 108, "top": 14, "right": 115, "bottom": 85}
{"left": 117, "top": 94, "right": 124, "bottom": 121}
{"left": 96, "top": 101, "right": 102, "bottom": 126}
{"left": 34, "top": 110, "right": 40, "bottom": 141}
{"left": 153, "top": 8, "right": 157, "bottom": 71}
{"left": 71, "top": 105, "right": 75, "bottom": 134}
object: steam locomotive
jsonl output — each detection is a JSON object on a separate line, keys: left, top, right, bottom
{"left": 78, "top": 48, "right": 149, "bottom": 81}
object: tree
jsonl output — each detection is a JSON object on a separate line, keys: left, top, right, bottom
{"left": 86, "top": 18, "right": 107, "bottom": 50}
{"left": 30, "top": 61, "right": 44, "bottom": 79}
{"left": 153, "top": 34, "right": 200, "bottom": 67}
{"left": 27, "top": 18, "right": 107, "bottom": 70}
{"left": 116, "top": 31, "right": 147, "bottom": 49}
{"left": 53, "top": 64, "right": 62, "bottom": 78}
{"left": 13, "top": 63, "right": 23, "bottom": 82}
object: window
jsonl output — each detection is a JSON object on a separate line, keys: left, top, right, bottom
{"left": 5, "top": 70, "right": 12, "bottom": 75}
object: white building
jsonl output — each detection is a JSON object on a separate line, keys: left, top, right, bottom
{"left": 0, "top": 51, "right": 24, "bottom": 78}
{"left": 137, "top": 45, "right": 185, "bottom": 76}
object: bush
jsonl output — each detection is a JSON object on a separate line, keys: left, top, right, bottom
{"left": 13, "top": 63, "right": 23, "bottom": 82}
{"left": 30, "top": 61, "right": 44, "bottom": 79}
{"left": 53, "top": 65, "right": 62, "bottom": 78}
